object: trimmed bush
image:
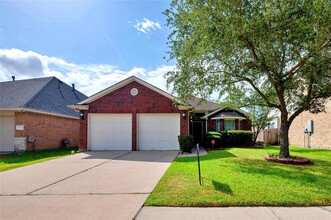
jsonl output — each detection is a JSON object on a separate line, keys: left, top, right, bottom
{"left": 178, "top": 135, "right": 194, "bottom": 153}
{"left": 221, "top": 130, "right": 253, "bottom": 146}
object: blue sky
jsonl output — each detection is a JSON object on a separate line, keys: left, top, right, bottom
{"left": 0, "top": 0, "right": 176, "bottom": 95}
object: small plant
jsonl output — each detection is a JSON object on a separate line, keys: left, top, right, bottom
{"left": 178, "top": 135, "right": 194, "bottom": 153}
{"left": 206, "top": 131, "right": 221, "bottom": 148}
{"left": 266, "top": 152, "right": 308, "bottom": 161}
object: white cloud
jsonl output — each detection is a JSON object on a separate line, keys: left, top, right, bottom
{"left": 0, "top": 49, "right": 175, "bottom": 96}
{"left": 134, "top": 18, "right": 162, "bottom": 34}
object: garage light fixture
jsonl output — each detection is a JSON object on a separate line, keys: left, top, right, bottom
{"left": 80, "top": 111, "right": 85, "bottom": 120}
{"left": 182, "top": 113, "right": 186, "bottom": 119}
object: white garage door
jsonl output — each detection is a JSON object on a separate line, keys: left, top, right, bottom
{"left": 0, "top": 116, "right": 15, "bottom": 152}
{"left": 88, "top": 114, "right": 132, "bottom": 150}
{"left": 138, "top": 114, "right": 180, "bottom": 150}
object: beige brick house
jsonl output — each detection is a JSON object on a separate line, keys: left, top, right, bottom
{"left": 289, "top": 101, "right": 331, "bottom": 149}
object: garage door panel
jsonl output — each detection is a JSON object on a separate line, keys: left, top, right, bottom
{"left": 0, "top": 116, "right": 15, "bottom": 152}
{"left": 89, "top": 114, "right": 132, "bottom": 150}
{"left": 138, "top": 114, "right": 180, "bottom": 150}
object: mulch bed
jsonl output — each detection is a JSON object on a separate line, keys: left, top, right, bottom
{"left": 264, "top": 156, "right": 311, "bottom": 165}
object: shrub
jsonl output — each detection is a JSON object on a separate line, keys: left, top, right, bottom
{"left": 221, "top": 130, "right": 253, "bottom": 146}
{"left": 206, "top": 131, "right": 222, "bottom": 148}
{"left": 178, "top": 135, "right": 194, "bottom": 153}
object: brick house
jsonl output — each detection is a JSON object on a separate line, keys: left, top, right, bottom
{"left": 289, "top": 101, "right": 331, "bottom": 149}
{"left": 0, "top": 77, "right": 87, "bottom": 152}
{"left": 70, "top": 76, "right": 251, "bottom": 151}
{"left": 186, "top": 98, "right": 251, "bottom": 145}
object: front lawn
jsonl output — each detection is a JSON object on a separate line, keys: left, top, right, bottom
{"left": 145, "top": 146, "right": 331, "bottom": 207}
{"left": 0, "top": 147, "right": 78, "bottom": 172}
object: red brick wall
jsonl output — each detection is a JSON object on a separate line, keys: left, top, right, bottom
{"left": 15, "top": 112, "right": 79, "bottom": 150}
{"left": 80, "top": 81, "right": 188, "bottom": 150}
{"left": 241, "top": 119, "right": 252, "bottom": 130}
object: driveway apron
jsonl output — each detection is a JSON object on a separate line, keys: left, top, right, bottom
{"left": 0, "top": 151, "right": 178, "bottom": 220}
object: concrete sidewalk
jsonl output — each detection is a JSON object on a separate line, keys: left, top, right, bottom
{"left": 136, "top": 206, "right": 331, "bottom": 220}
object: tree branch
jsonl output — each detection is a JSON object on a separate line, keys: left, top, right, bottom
{"left": 285, "top": 38, "right": 331, "bottom": 81}
{"left": 238, "top": 35, "right": 280, "bottom": 95}
{"left": 238, "top": 35, "right": 260, "bottom": 61}
{"left": 288, "top": 76, "right": 314, "bottom": 125}
{"left": 288, "top": 106, "right": 306, "bottom": 126}
{"left": 241, "top": 76, "right": 280, "bottom": 109}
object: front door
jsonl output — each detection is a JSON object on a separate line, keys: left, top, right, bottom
{"left": 192, "top": 121, "right": 203, "bottom": 146}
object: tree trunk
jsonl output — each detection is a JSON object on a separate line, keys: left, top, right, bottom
{"left": 279, "top": 112, "right": 290, "bottom": 157}
{"left": 252, "top": 127, "right": 261, "bottom": 146}
{"left": 253, "top": 133, "right": 258, "bottom": 146}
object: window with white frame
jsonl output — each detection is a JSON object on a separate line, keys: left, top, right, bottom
{"left": 216, "top": 120, "right": 221, "bottom": 131}
{"left": 225, "top": 120, "right": 235, "bottom": 130}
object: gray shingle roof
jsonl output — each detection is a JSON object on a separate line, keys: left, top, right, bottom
{"left": 0, "top": 77, "right": 87, "bottom": 117}
{"left": 186, "top": 97, "right": 221, "bottom": 112}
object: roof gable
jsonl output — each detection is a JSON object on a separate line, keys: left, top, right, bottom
{"left": 201, "top": 107, "right": 249, "bottom": 119}
{"left": 27, "top": 78, "right": 87, "bottom": 117}
{"left": 0, "top": 77, "right": 87, "bottom": 117}
{"left": 77, "top": 76, "right": 176, "bottom": 105}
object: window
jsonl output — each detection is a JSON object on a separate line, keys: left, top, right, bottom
{"left": 216, "top": 120, "right": 221, "bottom": 131}
{"left": 225, "top": 120, "right": 235, "bottom": 130}
{"left": 268, "top": 122, "right": 275, "bottom": 129}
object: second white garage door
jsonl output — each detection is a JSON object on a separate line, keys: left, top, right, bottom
{"left": 137, "top": 114, "right": 180, "bottom": 150}
{"left": 88, "top": 114, "right": 132, "bottom": 150}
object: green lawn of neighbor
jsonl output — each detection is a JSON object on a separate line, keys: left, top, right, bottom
{"left": 145, "top": 146, "right": 331, "bottom": 207}
{"left": 0, "top": 147, "right": 78, "bottom": 172}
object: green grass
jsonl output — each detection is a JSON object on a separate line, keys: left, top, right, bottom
{"left": 0, "top": 147, "right": 78, "bottom": 172}
{"left": 145, "top": 146, "right": 331, "bottom": 207}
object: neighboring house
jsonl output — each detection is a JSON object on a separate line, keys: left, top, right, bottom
{"left": 187, "top": 98, "right": 251, "bottom": 145}
{"left": 289, "top": 101, "right": 331, "bottom": 149}
{"left": 70, "top": 76, "right": 252, "bottom": 151}
{"left": 0, "top": 77, "right": 87, "bottom": 152}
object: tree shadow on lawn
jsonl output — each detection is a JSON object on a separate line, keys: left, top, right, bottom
{"left": 230, "top": 157, "right": 331, "bottom": 194}
{"left": 176, "top": 149, "right": 237, "bottom": 163}
{"left": 211, "top": 179, "right": 234, "bottom": 195}
{"left": 289, "top": 147, "right": 331, "bottom": 154}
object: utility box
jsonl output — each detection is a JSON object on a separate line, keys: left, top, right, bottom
{"left": 306, "top": 120, "right": 313, "bottom": 134}
{"left": 14, "top": 137, "right": 27, "bottom": 151}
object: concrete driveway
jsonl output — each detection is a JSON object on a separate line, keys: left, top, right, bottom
{"left": 0, "top": 151, "right": 178, "bottom": 220}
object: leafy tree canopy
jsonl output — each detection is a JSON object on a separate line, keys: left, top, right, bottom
{"left": 165, "top": 0, "right": 331, "bottom": 157}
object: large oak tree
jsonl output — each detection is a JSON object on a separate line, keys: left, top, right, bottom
{"left": 165, "top": 0, "right": 331, "bottom": 157}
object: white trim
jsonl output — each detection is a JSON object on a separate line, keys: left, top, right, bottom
{"left": 67, "top": 104, "right": 89, "bottom": 111}
{"left": 0, "top": 108, "right": 79, "bottom": 119}
{"left": 211, "top": 116, "right": 246, "bottom": 120}
{"left": 77, "top": 76, "right": 178, "bottom": 105}
{"left": 178, "top": 105, "right": 194, "bottom": 110}
{"left": 201, "top": 106, "right": 249, "bottom": 119}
